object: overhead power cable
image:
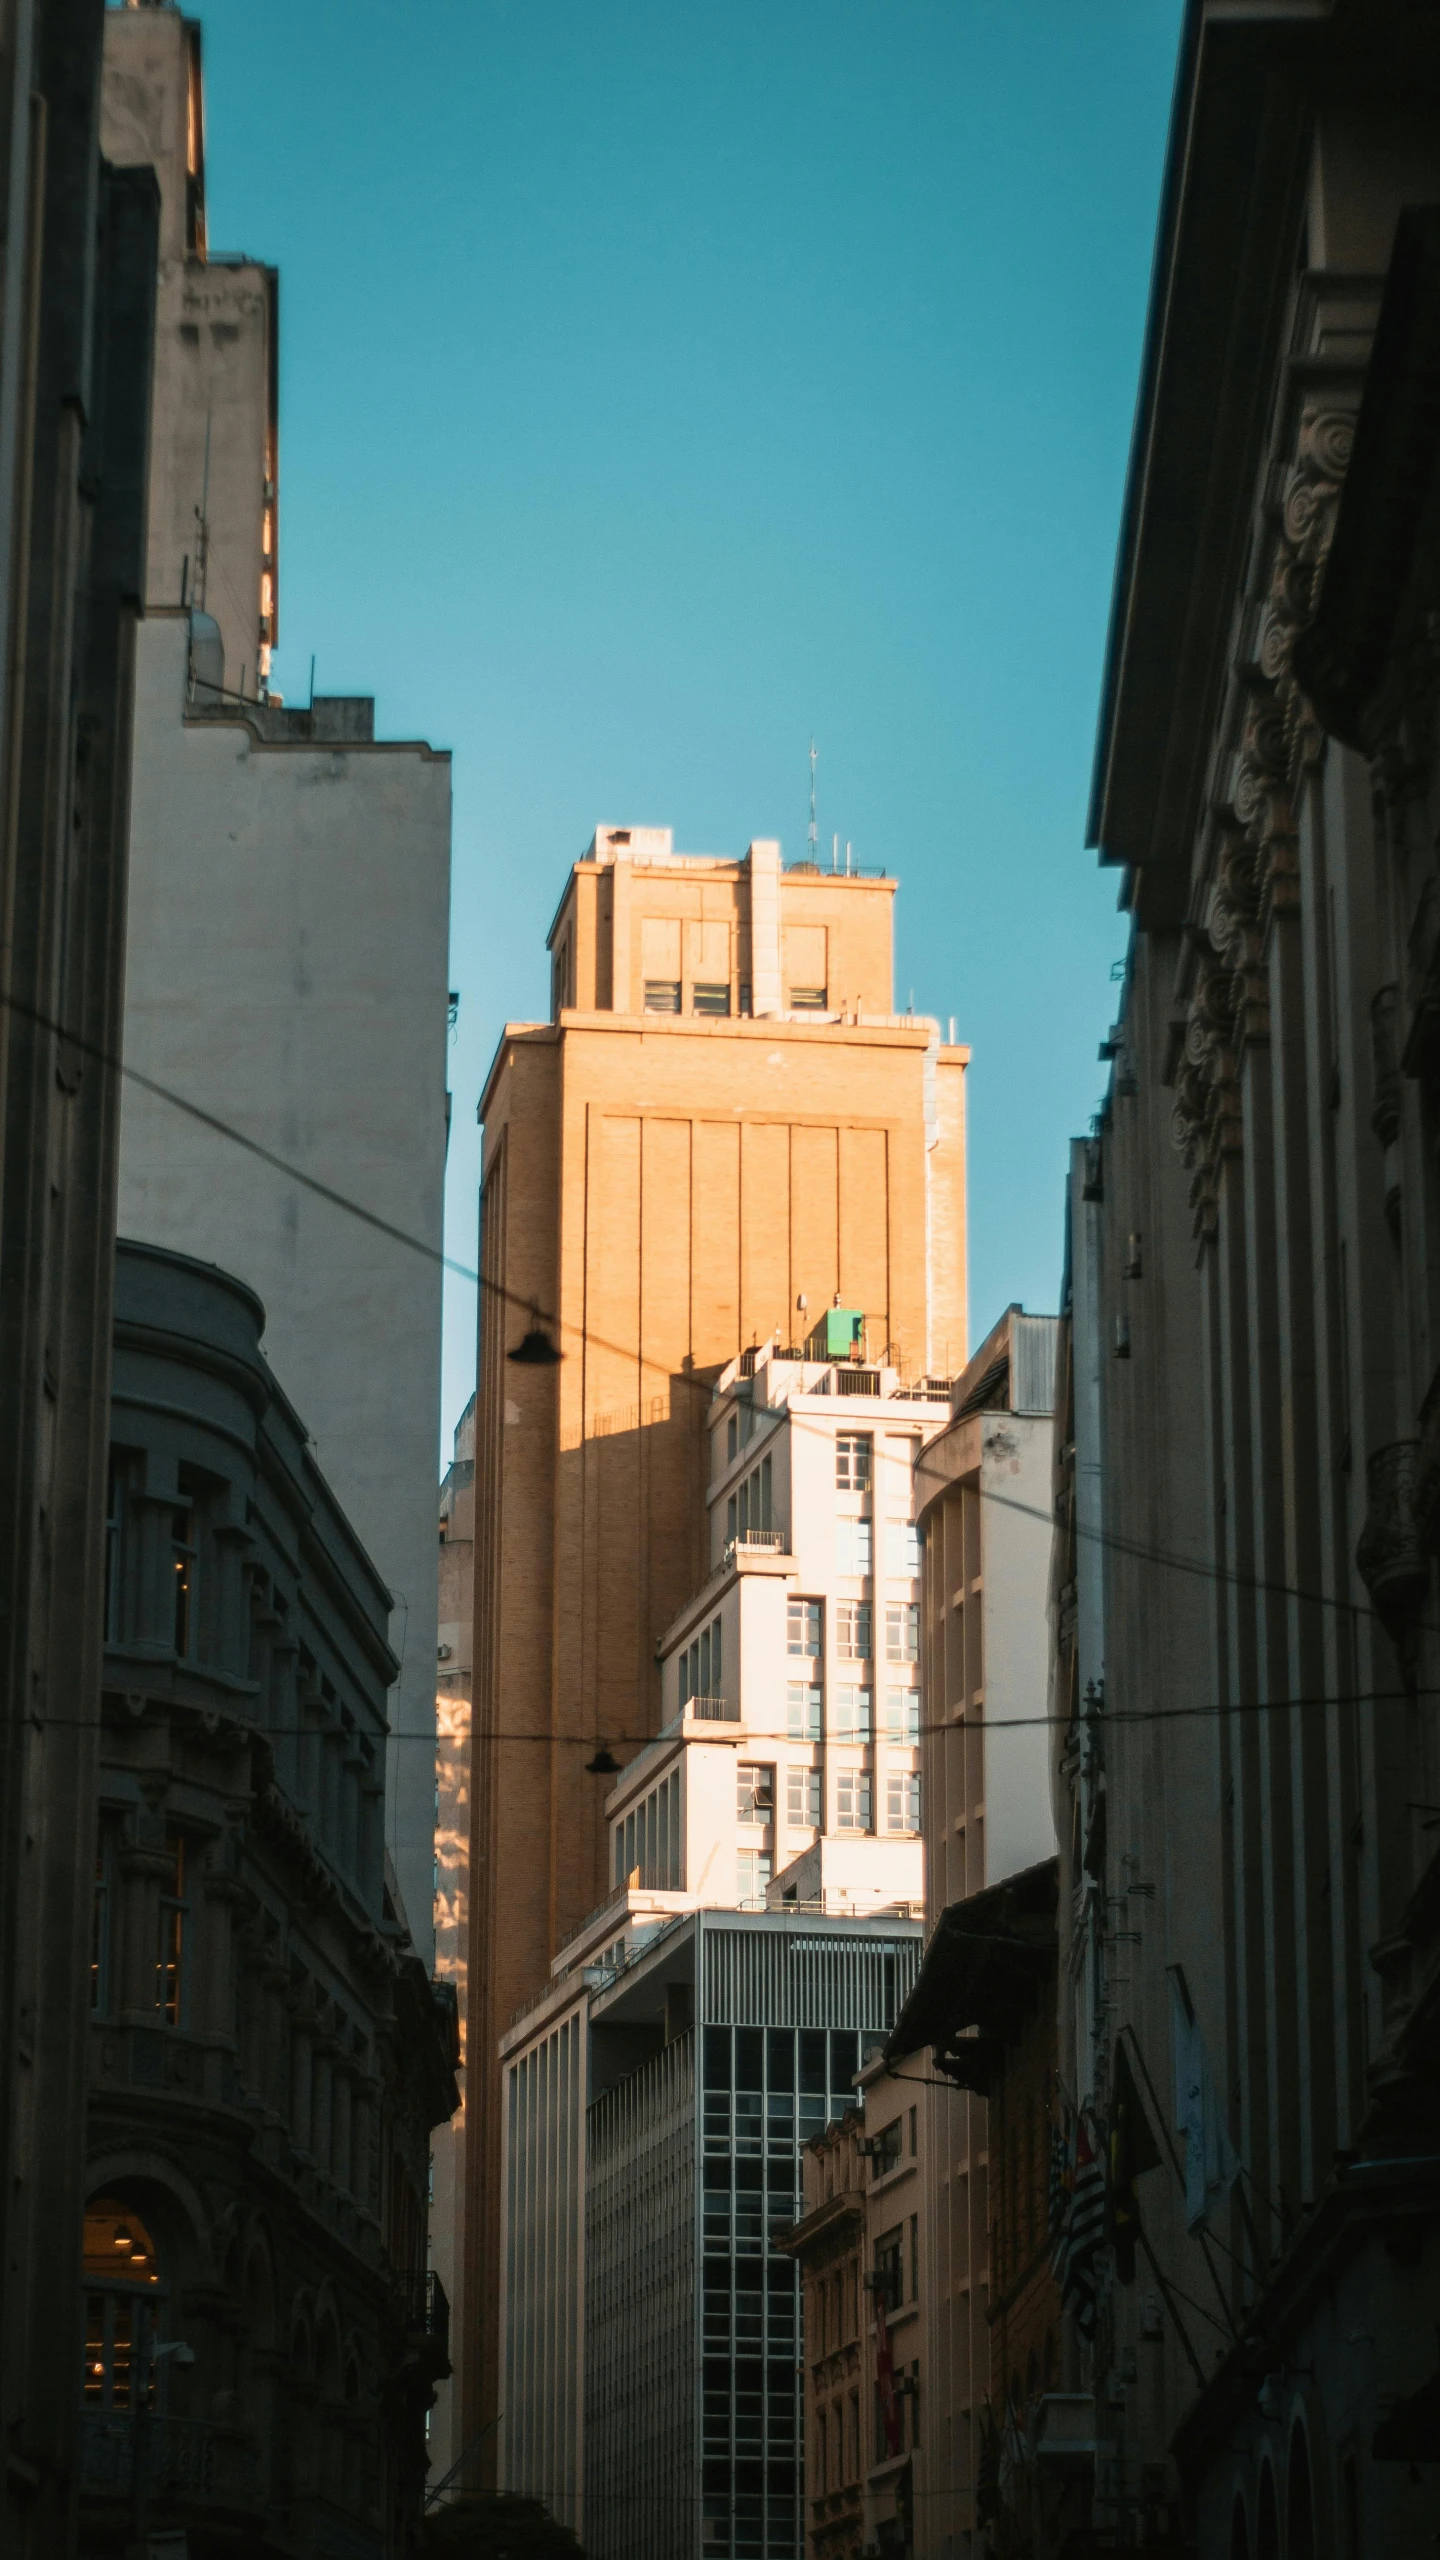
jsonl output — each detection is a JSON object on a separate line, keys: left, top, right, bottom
{"left": 2, "top": 984, "right": 1420, "bottom": 1645}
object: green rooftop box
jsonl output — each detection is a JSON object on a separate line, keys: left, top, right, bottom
{"left": 806, "top": 1307, "right": 865, "bottom": 1362}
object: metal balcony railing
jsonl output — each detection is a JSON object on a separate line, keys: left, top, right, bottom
{"left": 685, "top": 1695, "right": 739, "bottom": 1722}
{"left": 78, "top": 2410, "right": 261, "bottom": 2500}
{"left": 723, "top": 1530, "right": 785, "bottom": 1564}
{"left": 395, "top": 2269, "right": 450, "bottom": 2371}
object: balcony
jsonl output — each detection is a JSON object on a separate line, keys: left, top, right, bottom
{"left": 723, "top": 1530, "right": 786, "bottom": 1564}
{"left": 394, "top": 2269, "right": 450, "bottom": 2379}
{"left": 79, "top": 2410, "right": 262, "bottom": 2504}
{"left": 686, "top": 1694, "right": 739, "bottom": 1722}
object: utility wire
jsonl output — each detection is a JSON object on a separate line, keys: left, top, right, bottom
{"left": 2, "top": 983, "right": 1420, "bottom": 1643}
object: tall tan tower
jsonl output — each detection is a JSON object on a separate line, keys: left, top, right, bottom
{"left": 462, "top": 825, "right": 967, "bottom": 2456}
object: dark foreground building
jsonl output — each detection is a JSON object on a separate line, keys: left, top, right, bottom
{"left": 79, "top": 1241, "right": 457, "bottom": 2559}
{"left": 1041, "top": 5, "right": 1440, "bottom": 2556}
{"left": 0, "top": 9, "right": 158, "bottom": 2554}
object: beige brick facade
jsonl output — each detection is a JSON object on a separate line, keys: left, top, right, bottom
{"left": 463, "top": 830, "right": 967, "bottom": 2458}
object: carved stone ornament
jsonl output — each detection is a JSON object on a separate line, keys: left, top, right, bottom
{"left": 1356, "top": 1437, "right": 1428, "bottom": 1681}
{"left": 1169, "top": 404, "right": 1356, "bottom": 1239}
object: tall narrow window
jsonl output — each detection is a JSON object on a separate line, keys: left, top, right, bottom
{"left": 760, "top": 1455, "right": 772, "bottom": 1530}
{"left": 891, "top": 1517, "right": 921, "bottom": 1576}
{"left": 787, "top": 1683, "right": 822, "bottom": 1740}
{"left": 710, "top": 1617, "right": 722, "bottom": 1695}
{"left": 836, "top": 1685, "right": 873, "bottom": 1740}
{"left": 91, "top": 1834, "right": 111, "bottom": 2013}
{"left": 837, "top": 1517, "right": 872, "bottom": 1576}
{"left": 885, "top": 1687, "right": 920, "bottom": 1743}
{"left": 787, "top": 1766, "right": 821, "bottom": 1826}
{"left": 83, "top": 2199, "right": 162, "bottom": 2410}
{"left": 835, "top": 1433, "right": 872, "bottom": 1492}
{"left": 104, "top": 1456, "right": 125, "bottom": 1644}
{"left": 787, "top": 1599, "right": 823, "bottom": 1658}
{"left": 886, "top": 1602, "right": 919, "bottom": 1663}
{"left": 170, "top": 1506, "right": 196, "bottom": 1658}
{"left": 157, "top": 1837, "right": 188, "bottom": 2025}
{"left": 836, "top": 1768, "right": 872, "bottom": 1831}
{"left": 886, "top": 1771, "right": 921, "bottom": 1833}
{"left": 836, "top": 1603, "right": 872, "bottom": 1661}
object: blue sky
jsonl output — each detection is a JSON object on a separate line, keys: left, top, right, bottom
{"left": 198, "top": 0, "right": 1184, "bottom": 1456}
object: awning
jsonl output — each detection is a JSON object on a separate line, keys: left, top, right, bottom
{"left": 886, "top": 1858, "right": 1057, "bottom": 2090}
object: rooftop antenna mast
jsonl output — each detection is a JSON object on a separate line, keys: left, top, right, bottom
{"left": 807, "top": 738, "right": 818, "bottom": 868}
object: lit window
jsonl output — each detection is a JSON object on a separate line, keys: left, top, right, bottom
{"left": 835, "top": 1434, "right": 872, "bottom": 1492}
{"left": 156, "top": 1837, "right": 188, "bottom": 2025}
{"left": 82, "top": 2198, "right": 161, "bottom": 2412}
{"left": 886, "top": 1603, "right": 919, "bottom": 1663}
{"left": 836, "top": 1603, "right": 872, "bottom": 1661}
{"left": 170, "top": 1506, "right": 196, "bottom": 1658}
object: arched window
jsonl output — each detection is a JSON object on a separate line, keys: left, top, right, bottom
{"left": 82, "top": 2199, "right": 162, "bottom": 2410}
{"left": 1287, "top": 2423, "right": 1317, "bottom": 2560}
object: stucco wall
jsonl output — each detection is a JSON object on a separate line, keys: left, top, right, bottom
{"left": 117, "top": 613, "right": 451, "bottom": 1959}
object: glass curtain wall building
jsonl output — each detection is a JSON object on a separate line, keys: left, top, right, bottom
{"left": 581, "top": 1910, "right": 921, "bottom": 2560}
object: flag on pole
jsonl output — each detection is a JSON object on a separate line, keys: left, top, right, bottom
{"left": 1169, "top": 1972, "right": 1239, "bottom": 2232}
{"left": 1109, "top": 2035, "right": 1163, "bottom": 2284}
{"left": 1061, "top": 2110, "right": 1107, "bottom": 2339}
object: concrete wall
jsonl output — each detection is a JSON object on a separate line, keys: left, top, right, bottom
{"left": 117, "top": 613, "right": 452, "bottom": 1958}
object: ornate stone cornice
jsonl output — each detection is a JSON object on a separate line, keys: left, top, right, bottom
{"left": 1167, "top": 398, "right": 1357, "bottom": 1240}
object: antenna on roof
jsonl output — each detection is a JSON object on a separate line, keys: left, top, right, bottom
{"left": 807, "top": 739, "right": 818, "bottom": 867}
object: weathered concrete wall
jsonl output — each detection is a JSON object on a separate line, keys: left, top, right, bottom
{"left": 117, "top": 612, "right": 451, "bottom": 1959}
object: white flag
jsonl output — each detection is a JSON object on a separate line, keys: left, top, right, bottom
{"left": 1169, "top": 1973, "right": 1239, "bottom": 2231}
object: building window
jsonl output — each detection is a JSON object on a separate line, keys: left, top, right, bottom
{"left": 644, "top": 979, "right": 681, "bottom": 1013}
{"left": 836, "top": 1602, "right": 872, "bottom": 1660}
{"left": 726, "top": 1493, "right": 736, "bottom": 1544}
{"left": 681, "top": 1616, "right": 723, "bottom": 1707}
{"left": 104, "top": 1456, "right": 126, "bottom": 1643}
{"left": 887, "top": 1771, "right": 920, "bottom": 1833}
{"left": 873, "top": 2225, "right": 904, "bottom": 2313}
{"left": 736, "top": 1849, "right": 772, "bottom": 1904}
{"left": 170, "top": 1505, "right": 196, "bottom": 1658}
{"left": 835, "top": 1767, "right": 872, "bottom": 1831}
{"left": 789, "top": 984, "right": 827, "bottom": 1010}
{"left": 82, "top": 2199, "right": 162, "bottom": 2410}
{"left": 910, "top": 2213, "right": 919, "bottom": 2301}
{"left": 727, "top": 1415, "right": 738, "bottom": 1462}
{"left": 692, "top": 982, "right": 730, "bottom": 1015}
{"left": 836, "top": 1516, "right": 872, "bottom": 1577}
{"left": 891, "top": 1517, "right": 920, "bottom": 1575}
{"left": 885, "top": 1687, "right": 920, "bottom": 1743}
{"left": 736, "top": 1456, "right": 773, "bottom": 1537}
{"left": 787, "top": 1598, "right": 823, "bottom": 1658}
{"left": 787, "top": 1765, "right": 821, "bottom": 1826}
{"left": 786, "top": 1682, "right": 822, "bottom": 1739}
{"left": 91, "top": 1834, "right": 112, "bottom": 2014}
{"left": 836, "top": 1685, "right": 873, "bottom": 1740}
{"left": 156, "top": 1836, "right": 188, "bottom": 2025}
{"left": 835, "top": 1433, "right": 872, "bottom": 1491}
{"left": 737, "top": 1764, "right": 774, "bottom": 1823}
{"left": 886, "top": 1602, "right": 919, "bottom": 1663}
